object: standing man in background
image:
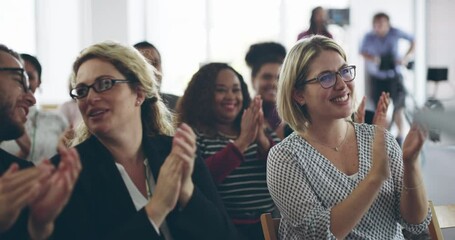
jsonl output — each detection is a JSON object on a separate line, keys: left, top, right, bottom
{"left": 360, "top": 12, "right": 415, "bottom": 145}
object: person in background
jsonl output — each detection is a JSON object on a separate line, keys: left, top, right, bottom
{"left": 1, "top": 54, "right": 68, "bottom": 163}
{"left": 0, "top": 43, "right": 81, "bottom": 240}
{"left": 297, "top": 6, "right": 333, "bottom": 40}
{"left": 245, "top": 42, "right": 287, "bottom": 139}
{"left": 58, "top": 81, "right": 83, "bottom": 147}
{"left": 134, "top": 41, "right": 179, "bottom": 110}
{"left": 51, "top": 41, "right": 239, "bottom": 240}
{"left": 267, "top": 36, "right": 430, "bottom": 239}
{"left": 360, "top": 12, "right": 415, "bottom": 145}
{"left": 177, "top": 63, "right": 280, "bottom": 240}
{"left": 59, "top": 81, "right": 83, "bottom": 128}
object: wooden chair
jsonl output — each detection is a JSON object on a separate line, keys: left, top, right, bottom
{"left": 428, "top": 201, "right": 444, "bottom": 240}
{"left": 261, "top": 213, "right": 280, "bottom": 240}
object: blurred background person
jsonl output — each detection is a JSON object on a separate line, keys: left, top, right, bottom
{"left": 297, "top": 6, "right": 333, "bottom": 40}
{"left": 360, "top": 12, "right": 415, "bottom": 145}
{"left": 177, "top": 63, "right": 280, "bottom": 240}
{"left": 0, "top": 54, "right": 68, "bottom": 163}
{"left": 59, "top": 81, "right": 83, "bottom": 128}
{"left": 245, "top": 42, "right": 288, "bottom": 139}
{"left": 134, "top": 41, "right": 179, "bottom": 111}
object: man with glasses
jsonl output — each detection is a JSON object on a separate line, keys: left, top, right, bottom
{"left": 0, "top": 44, "right": 81, "bottom": 240}
{"left": 1, "top": 54, "right": 68, "bottom": 164}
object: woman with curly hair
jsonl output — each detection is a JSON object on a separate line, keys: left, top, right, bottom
{"left": 177, "top": 63, "right": 280, "bottom": 240}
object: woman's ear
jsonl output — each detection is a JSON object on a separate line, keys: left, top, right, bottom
{"left": 292, "top": 89, "right": 306, "bottom": 106}
{"left": 135, "top": 87, "right": 146, "bottom": 106}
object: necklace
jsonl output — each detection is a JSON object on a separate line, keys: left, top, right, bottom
{"left": 306, "top": 121, "right": 349, "bottom": 152}
{"left": 218, "top": 131, "right": 238, "bottom": 139}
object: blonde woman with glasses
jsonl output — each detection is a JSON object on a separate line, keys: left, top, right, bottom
{"left": 266, "top": 36, "right": 430, "bottom": 239}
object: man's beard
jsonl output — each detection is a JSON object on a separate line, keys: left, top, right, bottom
{"left": 0, "top": 103, "right": 25, "bottom": 141}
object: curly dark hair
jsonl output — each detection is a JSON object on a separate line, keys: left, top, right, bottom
{"left": 176, "top": 63, "right": 251, "bottom": 136}
{"left": 245, "top": 42, "right": 286, "bottom": 79}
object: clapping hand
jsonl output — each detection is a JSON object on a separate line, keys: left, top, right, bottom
{"left": 402, "top": 123, "right": 427, "bottom": 166}
{"left": 371, "top": 126, "right": 390, "bottom": 182}
{"left": 28, "top": 146, "right": 81, "bottom": 240}
{"left": 146, "top": 123, "right": 196, "bottom": 227}
{"left": 0, "top": 164, "right": 52, "bottom": 233}
{"left": 354, "top": 93, "right": 390, "bottom": 129}
{"left": 234, "top": 96, "right": 262, "bottom": 152}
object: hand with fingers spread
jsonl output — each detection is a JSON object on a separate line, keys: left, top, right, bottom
{"left": 372, "top": 92, "right": 390, "bottom": 129}
{"left": 173, "top": 123, "right": 197, "bottom": 208}
{"left": 370, "top": 127, "right": 390, "bottom": 182}
{"left": 234, "top": 96, "right": 261, "bottom": 152}
{"left": 0, "top": 164, "right": 52, "bottom": 233}
{"left": 27, "top": 147, "right": 82, "bottom": 240}
{"left": 402, "top": 123, "right": 427, "bottom": 165}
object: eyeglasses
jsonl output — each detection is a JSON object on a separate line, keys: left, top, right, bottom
{"left": 301, "top": 65, "right": 356, "bottom": 89}
{"left": 70, "top": 78, "right": 132, "bottom": 99}
{"left": 0, "top": 67, "right": 30, "bottom": 93}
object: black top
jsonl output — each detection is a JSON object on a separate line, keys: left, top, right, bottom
{"left": 51, "top": 135, "right": 240, "bottom": 240}
{"left": 161, "top": 93, "right": 179, "bottom": 111}
{"left": 0, "top": 148, "right": 34, "bottom": 240}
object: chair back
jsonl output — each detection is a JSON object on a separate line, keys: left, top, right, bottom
{"left": 429, "top": 201, "right": 444, "bottom": 240}
{"left": 261, "top": 213, "right": 280, "bottom": 240}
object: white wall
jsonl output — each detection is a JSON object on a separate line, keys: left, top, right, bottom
{"left": 427, "top": 0, "right": 455, "bottom": 101}
{"left": 35, "top": 0, "right": 82, "bottom": 105}
{"left": 0, "top": 0, "right": 436, "bottom": 108}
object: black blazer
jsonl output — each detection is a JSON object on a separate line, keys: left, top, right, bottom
{"left": 51, "top": 135, "right": 239, "bottom": 240}
{"left": 0, "top": 149, "right": 34, "bottom": 240}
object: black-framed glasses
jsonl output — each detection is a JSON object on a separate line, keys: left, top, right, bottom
{"left": 0, "top": 67, "right": 30, "bottom": 93}
{"left": 302, "top": 65, "right": 356, "bottom": 89}
{"left": 70, "top": 78, "right": 132, "bottom": 99}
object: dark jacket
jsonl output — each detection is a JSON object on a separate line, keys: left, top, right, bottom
{"left": 51, "top": 135, "right": 239, "bottom": 240}
{"left": 0, "top": 148, "right": 34, "bottom": 240}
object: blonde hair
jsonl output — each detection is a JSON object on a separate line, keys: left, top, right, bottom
{"left": 69, "top": 41, "right": 174, "bottom": 146}
{"left": 277, "top": 35, "right": 354, "bottom": 133}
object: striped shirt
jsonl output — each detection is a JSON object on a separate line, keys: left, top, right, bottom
{"left": 196, "top": 130, "right": 280, "bottom": 221}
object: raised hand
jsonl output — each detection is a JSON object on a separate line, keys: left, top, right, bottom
{"left": 27, "top": 147, "right": 81, "bottom": 240}
{"left": 372, "top": 92, "right": 390, "bottom": 129}
{"left": 234, "top": 96, "right": 261, "bottom": 152}
{"left": 254, "top": 96, "right": 270, "bottom": 153}
{"left": 370, "top": 126, "right": 390, "bottom": 182}
{"left": 173, "top": 123, "right": 196, "bottom": 207}
{"left": 0, "top": 164, "right": 52, "bottom": 233}
{"left": 146, "top": 141, "right": 184, "bottom": 227}
{"left": 354, "top": 96, "right": 366, "bottom": 123}
{"left": 402, "top": 123, "right": 427, "bottom": 165}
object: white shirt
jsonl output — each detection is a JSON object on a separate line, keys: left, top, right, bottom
{"left": 115, "top": 160, "right": 173, "bottom": 239}
{"left": 1, "top": 106, "right": 68, "bottom": 163}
